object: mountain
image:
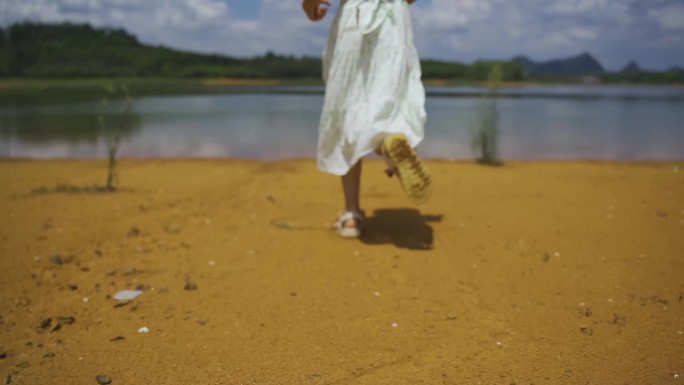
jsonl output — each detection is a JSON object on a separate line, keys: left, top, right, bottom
{"left": 0, "top": 22, "right": 321, "bottom": 78}
{"left": 511, "top": 55, "right": 537, "bottom": 73}
{"left": 620, "top": 61, "right": 642, "bottom": 74}
{"left": 513, "top": 52, "right": 604, "bottom": 76}
{"left": 0, "top": 21, "right": 524, "bottom": 81}
{"left": 0, "top": 22, "right": 681, "bottom": 83}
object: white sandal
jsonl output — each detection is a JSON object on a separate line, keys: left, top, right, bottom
{"left": 336, "top": 210, "right": 365, "bottom": 238}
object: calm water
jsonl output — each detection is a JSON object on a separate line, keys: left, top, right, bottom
{"left": 1, "top": 85, "right": 683, "bottom": 160}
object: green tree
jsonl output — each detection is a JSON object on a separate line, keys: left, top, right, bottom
{"left": 0, "top": 27, "right": 19, "bottom": 76}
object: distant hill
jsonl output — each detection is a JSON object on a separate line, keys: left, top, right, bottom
{"left": 620, "top": 61, "right": 642, "bottom": 74}
{"left": 0, "top": 22, "right": 681, "bottom": 84}
{"left": 513, "top": 52, "right": 604, "bottom": 76}
{"left": 511, "top": 56, "right": 536, "bottom": 74}
{"left": 0, "top": 21, "right": 525, "bottom": 81}
{"left": 0, "top": 22, "right": 322, "bottom": 78}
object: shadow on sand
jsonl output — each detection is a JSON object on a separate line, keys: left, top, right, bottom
{"left": 361, "top": 209, "right": 443, "bottom": 250}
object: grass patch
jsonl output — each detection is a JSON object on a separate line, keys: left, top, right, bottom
{"left": 30, "top": 183, "right": 119, "bottom": 195}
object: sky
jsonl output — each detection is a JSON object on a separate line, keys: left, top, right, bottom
{"left": 1, "top": 0, "right": 684, "bottom": 71}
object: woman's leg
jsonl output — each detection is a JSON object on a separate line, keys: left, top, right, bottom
{"left": 341, "top": 160, "right": 362, "bottom": 214}
{"left": 336, "top": 161, "right": 364, "bottom": 237}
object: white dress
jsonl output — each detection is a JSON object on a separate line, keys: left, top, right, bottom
{"left": 317, "top": 0, "right": 427, "bottom": 176}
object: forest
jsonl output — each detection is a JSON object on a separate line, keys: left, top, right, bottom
{"left": 0, "top": 22, "right": 681, "bottom": 84}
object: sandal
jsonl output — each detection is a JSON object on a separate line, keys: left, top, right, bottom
{"left": 381, "top": 133, "right": 433, "bottom": 205}
{"left": 336, "top": 210, "right": 365, "bottom": 238}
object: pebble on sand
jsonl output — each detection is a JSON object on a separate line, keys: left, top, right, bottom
{"left": 184, "top": 281, "right": 198, "bottom": 291}
{"left": 50, "top": 255, "right": 63, "bottom": 265}
{"left": 58, "top": 316, "right": 76, "bottom": 325}
{"left": 95, "top": 375, "right": 112, "bottom": 385}
{"left": 39, "top": 318, "right": 52, "bottom": 330}
{"left": 113, "top": 290, "right": 143, "bottom": 301}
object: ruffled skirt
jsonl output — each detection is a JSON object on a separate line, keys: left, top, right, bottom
{"left": 317, "top": 0, "right": 427, "bottom": 175}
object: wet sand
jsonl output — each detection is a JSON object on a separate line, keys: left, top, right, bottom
{"left": 1, "top": 159, "right": 683, "bottom": 384}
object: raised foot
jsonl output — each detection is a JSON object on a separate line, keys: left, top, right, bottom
{"left": 381, "top": 134, "right": 432, "bottom": 205}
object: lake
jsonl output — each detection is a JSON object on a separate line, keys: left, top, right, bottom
{"left": 1, "top": 85, "right": 683, "bottom": 161}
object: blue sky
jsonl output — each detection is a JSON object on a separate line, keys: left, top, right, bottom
{"left": 2, "top": 0, "right": 684, "bottom": 70}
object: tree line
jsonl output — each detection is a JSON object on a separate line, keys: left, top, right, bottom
{"left": 0, "top": 22, "right": 681, "bottom": 84}
{"left": 0, "top": 22, "right": 523, "bottom": 81}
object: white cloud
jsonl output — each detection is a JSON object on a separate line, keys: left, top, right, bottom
{"left": 649, "top": 3, "right": 684, "bottom": 30}
{"left": 545, "top": 0, "right": 611, "bottom": 15}
{"left": 1, "top": 0, "right": 683, "bottom": 70}
{"left": 413, "top": 0, "right": 491, "bottom": 31}
{"left": 567, "top": 27, "right": 598, "bottom": 40}
{"left": 411, "top": 0, "right": 684, "bottom": 69}
{"left": 1, "top": 0, "right": 229, "bottom": 30}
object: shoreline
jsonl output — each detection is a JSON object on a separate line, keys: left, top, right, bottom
{"left": 2, "top": 157, "right": 683, "bottom": 165}
{"left": 2, "top": 78, "right": 682, "bottom": 106}
{"left": 1, "top": 77, "right": 683, "bottom": 90}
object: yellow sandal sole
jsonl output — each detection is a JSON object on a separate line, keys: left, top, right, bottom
{"left": 382, "top": 134, "right": 433, "bottom": 205}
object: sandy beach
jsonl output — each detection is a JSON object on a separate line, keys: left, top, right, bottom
{"left": 0, "top": 159, "right": 682, "bottom": 385}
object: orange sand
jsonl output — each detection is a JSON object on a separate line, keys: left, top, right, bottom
{"left": 1, "top": 159, "right": 683, "bottom": 385}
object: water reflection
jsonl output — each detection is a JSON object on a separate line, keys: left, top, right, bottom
{"left": 419, "top": 96, "right": 684, "bottom": 160}
{"left": 0, "top": 88, "right": 683, "bottom": 160}
{"left": 0, "top": 98, "right": 141, "bottom": 142}
{"left": 0, "top": 113, "right": 141, "bottom": 145}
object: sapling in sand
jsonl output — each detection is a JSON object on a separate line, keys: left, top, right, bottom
{"left": 99, "top": 84, "right": 132, "bottom": 192}
{"left": 471, "top": 65, "right": 504, "bottom": 166}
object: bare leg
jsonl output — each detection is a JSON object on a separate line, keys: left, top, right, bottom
{"left": 341, "top": 160, "right": 362, "bottom": 213}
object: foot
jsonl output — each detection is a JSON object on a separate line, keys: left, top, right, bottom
{"left": 381, "top": 134, "right": 433, "bottom": 205}
{"left": 377, "top": 144, "right": 397, "bottom": 177}
{"left": 336, "top": 210, "right": 364, "bottom": 238}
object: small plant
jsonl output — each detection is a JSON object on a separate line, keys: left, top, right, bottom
{"left": 30, "top": 183, "right": 110, "bottom": 196}
{"left": 471, "top": 65, "right": 503, "bottom": 166}
{"left": 26, "top": 84, "right": 133, "bottom": 197}
{"left": 99, "top": 83, "right": 132, "bottom": 192}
